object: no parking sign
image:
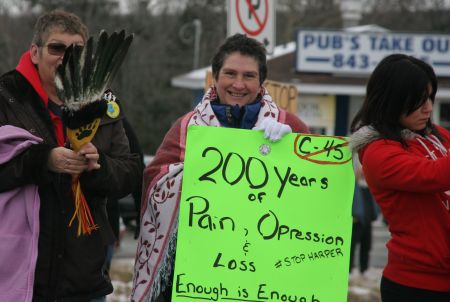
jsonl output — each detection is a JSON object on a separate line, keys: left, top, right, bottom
{"left": 228, "top": 0, "right": 276, "bottom": 53}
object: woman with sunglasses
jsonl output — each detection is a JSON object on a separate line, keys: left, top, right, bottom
{"left": 351, "top": 54, "right": 450, "bottom": 302}
{"left": 0, "top": 9, "right": 141, "bottom": 302}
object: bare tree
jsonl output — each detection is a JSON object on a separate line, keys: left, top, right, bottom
{"left": 277, "top": 0, "right": 342, "bottom": 45}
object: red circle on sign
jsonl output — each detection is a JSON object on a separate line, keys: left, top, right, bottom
{"left": 236, "top": 0, "right": 268, "bottom": 36}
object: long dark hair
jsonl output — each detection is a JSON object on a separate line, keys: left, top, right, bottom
{"left": 351, "top": 54, "right": 439, "bottom": 144}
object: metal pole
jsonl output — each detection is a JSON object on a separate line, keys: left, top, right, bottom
{"left": 192, "top": 19, "right": 202, "bottom": 69}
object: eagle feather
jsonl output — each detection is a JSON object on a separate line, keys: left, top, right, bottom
{"left": 55, "top": 30, "right": 133, "bottom": 123}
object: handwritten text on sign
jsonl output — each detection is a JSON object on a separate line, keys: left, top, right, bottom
{"left": 173, "top": 127, "right": 354, "bottom": 302}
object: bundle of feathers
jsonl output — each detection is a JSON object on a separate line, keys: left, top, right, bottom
{"left": 55, "top": 30, "right": 133, "bottom": 129}
{"left": 54, "top": 30, "right": 133, "bottom": 236}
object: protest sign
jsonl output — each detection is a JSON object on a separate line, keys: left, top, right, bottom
{"left": 173, "top": 126, "right": 354, "bottom": 302}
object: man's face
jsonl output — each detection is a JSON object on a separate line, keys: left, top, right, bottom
{"left": 31, "top": 30, "right": 84, "bottom": 95}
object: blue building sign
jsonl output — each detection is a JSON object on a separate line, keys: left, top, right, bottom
{"left": 296, "top": 30, "right": 450, "bottom": 76}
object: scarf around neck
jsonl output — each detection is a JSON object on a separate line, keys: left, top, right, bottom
{"left": 210, "top": 98, "right": 261, "bottom": 129}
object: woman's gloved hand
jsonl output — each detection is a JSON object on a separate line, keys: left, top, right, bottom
{"left": 253, "top": 119, "right": 292, "bottom": 142}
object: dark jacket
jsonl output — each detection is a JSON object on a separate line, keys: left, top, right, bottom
{"left": 106, "top": 116, "right": 144, "bottom": 241}
{"left": 0, "top": 70, "right": 141, "bottom": 301}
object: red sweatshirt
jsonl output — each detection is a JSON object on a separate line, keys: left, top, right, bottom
{"left": 355, "top": 125, "right": 450, "bottom": 292}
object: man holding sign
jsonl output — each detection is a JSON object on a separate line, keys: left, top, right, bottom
{"left": 132, "top": 34, "right": 309, "bottom": 302}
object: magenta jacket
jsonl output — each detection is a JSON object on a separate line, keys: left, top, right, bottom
{"left": 0, "top": 125, "right": 42, "bottom": 302}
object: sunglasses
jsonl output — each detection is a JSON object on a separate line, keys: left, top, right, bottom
{"left": 43, "top": 42, "right": 84, "bottom": 56}
{"left": 43, "top": 42, "right": 69, "bottom": 56}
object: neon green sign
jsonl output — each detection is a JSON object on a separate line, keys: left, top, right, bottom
{"left": 173, "top": 126, "right": 354, "bottom": 302}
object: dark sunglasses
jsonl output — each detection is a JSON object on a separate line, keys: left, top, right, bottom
{"left": 44, "top": 42, "right": 84, "bottom": 56}
{"left": 44, "top": 42, "right": 69, "bottom": 56}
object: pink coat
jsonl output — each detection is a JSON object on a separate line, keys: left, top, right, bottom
{"left": 0, "top": 125, "right": 42, "bottom": 302}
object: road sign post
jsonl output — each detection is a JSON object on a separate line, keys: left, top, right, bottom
{"left": 228, "top": 0, "right": 275, "bottom": 53}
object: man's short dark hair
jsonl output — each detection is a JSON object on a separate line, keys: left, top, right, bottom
{"left": 32, "top": 9, "right": 88, "bottom": 46}
{"left": 211, "top": 34, "right": 267, "bottom": 85}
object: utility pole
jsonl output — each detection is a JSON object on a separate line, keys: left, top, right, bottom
{"left": 179, "top": 18, "right": 203, "bottom": 69}
{"left": 192, "top": 19, "right": 202, "bottom": 69}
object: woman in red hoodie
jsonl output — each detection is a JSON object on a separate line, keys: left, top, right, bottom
{"left": 350, "top": 54, "right": 450, "bottom": 302}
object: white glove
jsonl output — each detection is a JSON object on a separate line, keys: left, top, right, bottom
{"left": 252, "top": 119, "right": 292, "bottom": 142}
